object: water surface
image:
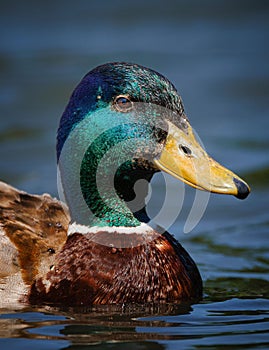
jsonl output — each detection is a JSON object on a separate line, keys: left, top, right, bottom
{"left": 0, "top": 1, "right": 269, "bottom": 349}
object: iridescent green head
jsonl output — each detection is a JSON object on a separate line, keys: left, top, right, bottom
{"left": 57, "top": 62, "right": 250, "bottom": 228}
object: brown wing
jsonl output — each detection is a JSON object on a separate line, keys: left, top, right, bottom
{"left": 0, "top": 181, "right": 69, "bottom": 306}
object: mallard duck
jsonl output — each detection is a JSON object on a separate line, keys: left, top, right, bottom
{"left": 0, "top": 62, "right": 250, "bottom": 307}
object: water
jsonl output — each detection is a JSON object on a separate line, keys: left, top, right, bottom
{"left": 0, "top": 0, "right": 269, "bottom": 348}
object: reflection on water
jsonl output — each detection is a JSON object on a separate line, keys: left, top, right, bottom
{"left": 0, "top": 0, "right": 269, "bottom": 349}
{"left": 1, "top": 298, "right": 269, "bottom": 348}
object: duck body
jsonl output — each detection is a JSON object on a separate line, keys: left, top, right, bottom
{"left": 0, "top": 62, "right": 250, "bottom": 307}
{"left": 0, "top": 181, "right": 201, "bottom": 306}
{"left": 30, "top": 228, "right": 202, "bottom": 305}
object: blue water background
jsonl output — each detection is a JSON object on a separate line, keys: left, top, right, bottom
{"left": 0, "top": 0, "right": 269, "bottom": 349}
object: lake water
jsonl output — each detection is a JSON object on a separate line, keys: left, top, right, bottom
{"left": 0, "top": 0, "right": 269, "bottom": 349}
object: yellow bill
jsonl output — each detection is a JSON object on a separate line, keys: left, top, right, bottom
{"left": 154, "top": 120, "right": 250, "bottom": 199}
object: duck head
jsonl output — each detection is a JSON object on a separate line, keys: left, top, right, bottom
{"left": 57, "top": 62, "right": 250, "bottom": 227}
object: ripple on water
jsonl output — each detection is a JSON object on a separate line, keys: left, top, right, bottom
{"left": 0, "top": 299, "right": 269, "bottom": 349}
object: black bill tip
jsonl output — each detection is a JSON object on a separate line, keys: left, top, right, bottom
{"left": 233, "top": 177, "right": 250, "bottom": 200}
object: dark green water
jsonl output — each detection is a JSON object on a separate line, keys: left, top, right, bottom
{"left": 0, "top": 1, "right": 269, "bottom": 349}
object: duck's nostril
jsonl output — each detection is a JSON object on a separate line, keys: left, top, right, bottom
{"left": 233, "top": 177, "right": 250, "bottom": 200}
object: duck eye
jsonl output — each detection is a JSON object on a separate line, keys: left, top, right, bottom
{"left": 179, "top": 144, "right": 192, "bottom": 156}
{"left": 114, "top": 95, "right": 133, "bottom": 112}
